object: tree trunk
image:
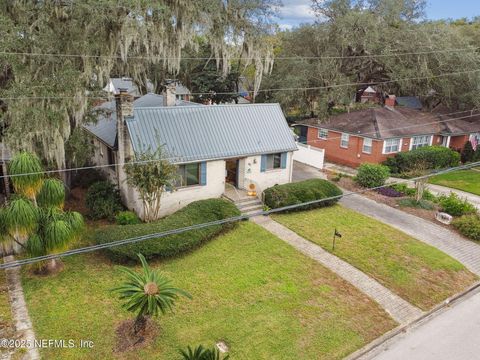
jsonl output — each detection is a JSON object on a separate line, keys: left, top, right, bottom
{"left": 133, "top": 315, "right": 147, "bottom": 335}
{"left": 415, "top": 179, "right": 426, "bottom": 202}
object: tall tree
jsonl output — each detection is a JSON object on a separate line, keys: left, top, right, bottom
{"left": 260, "top": 0, "right": 480, "bottom": 118}
{"left": 0, "top": 0, "right": 278, "bottom": 170}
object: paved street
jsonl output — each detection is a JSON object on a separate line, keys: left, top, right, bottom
{"left": 364, "top": 288, "right": 480, "bottom": 360}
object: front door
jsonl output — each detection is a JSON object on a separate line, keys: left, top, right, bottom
{"left": 225, "top": 159, "right": 239, "bottom": 188}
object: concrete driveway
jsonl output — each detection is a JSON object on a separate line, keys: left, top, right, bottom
{"left": 292, "top": 161, "right": 326, "bottom": 182}
{"left": 363, "top": 287, "right": 480, "bottom": 360}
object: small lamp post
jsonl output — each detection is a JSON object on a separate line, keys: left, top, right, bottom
{"left": 332, "top": 228, "right": 342, "bottom": 251}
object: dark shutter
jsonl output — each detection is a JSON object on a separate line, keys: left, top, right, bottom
{"left": 280, "top": 152, "right": 287, "bottom": 169}
{"left": 260, "top": 155, "right": 267, "bottom": 172}
{"left": 200, "top": 162, "right": 207, "bottom": 185}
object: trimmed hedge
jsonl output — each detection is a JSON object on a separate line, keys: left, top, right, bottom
{"left": 263, "top": 179, "right": 342, "bottom": 211}
{"left": 94, "top": 198, "right": 240, "bottom": 263}
{"left": 383, "top": 146, "right": 460, "bottom": 175}
{"left": 453, "top": 215, "right": 480, "bottom": 241}
{"left": 355, "top": 163, "right": 390, "bottom": 188}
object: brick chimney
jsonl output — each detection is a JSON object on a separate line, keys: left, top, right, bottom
{"left": 162, "top": 80, "right": 176, "bottom": 107}
{"left": 114, "top": 88, "right": 134, "bottom": 207}
{"left": 385, "top": 95, "right": 396, "bottom": 107}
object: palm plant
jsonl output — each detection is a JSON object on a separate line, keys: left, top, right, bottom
{"left": 8, "top": 152, "right": 44, "bottom": 204}
{"left": 26, "top": 208, "right": 82, "bottom": 272}
{"left": 3, "top": 198, "right": 38, "bottom": 250}
{"left": 2, "top": 151, "right": 84, "bottom": 271}
{"left": 179, "top": 345, "right": 230, "bottom": 360}
{"left": 113, "top": 253, "right": 191, "bottom": 334}
{"left": 37, "top": 178, "right": 65, "bottom": 208}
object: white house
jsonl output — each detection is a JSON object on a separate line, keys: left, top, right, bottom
{"left": 84, "top": 85, "right": 297, "bottom": 219}
{"left": 104, "top": 77, "right": 191, "bottom": 101}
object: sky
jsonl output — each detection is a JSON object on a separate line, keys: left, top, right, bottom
{"left": 278, "top": 0, "right": 480, "bottom": 29}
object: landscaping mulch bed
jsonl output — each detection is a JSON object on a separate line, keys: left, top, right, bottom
{"left": 325, "top": 171, "right": 450, "bottom": 229}
{"left": 114, "top": 318, "right": 158, "bottom": 353}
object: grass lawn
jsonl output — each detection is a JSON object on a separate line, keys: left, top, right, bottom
{"left": 22, "top": 222, "right": 396, "bottom": 360}
{"left": 428, "top": 169, "right": 480, "bottom": 196}
{"left": 273, "top": 205, "right": 477, "bottom": 310}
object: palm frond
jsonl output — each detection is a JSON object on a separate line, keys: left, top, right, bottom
{"left": 8, "top": 151, "right": 44, "bottom": 199}
{"left": 37, "top": 178, "right": 65, "bottom": 208}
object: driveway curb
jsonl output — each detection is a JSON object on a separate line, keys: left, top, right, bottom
{"left": 346, "top": 280, "right": 480, "bottom": 360}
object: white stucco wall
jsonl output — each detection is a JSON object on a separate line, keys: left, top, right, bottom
{"left": 92, "top": 138, "right": 117, "bottom": 183}
{"left": 123, "top": 159, "right": 226, "bottom": 219}
{"left": 241, "top": 151, "right": 294, "bottom": 195}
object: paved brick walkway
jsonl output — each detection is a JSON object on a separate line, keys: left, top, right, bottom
{"left": 251, "top": 216, "right": 423, "bottom": 324}
{"left": 4, "top": 256, "right": 40, "bottom": 360}
{"left": 340, "top": 193, "right": 480, "bottom": 276}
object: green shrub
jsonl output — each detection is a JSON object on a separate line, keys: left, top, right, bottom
{"left": 389, "top": 183, "right": 416, "bottom": 196}
{"left": 453, "top": 215, "right": 480, "bottom": 241}
{"left": 383, "top": 146, "right": 460, "bottom": 175}
{"left": 263, "top": 179, "right": 342, "bottom": 211}
{"left": 115, "top": 211, "right": 140, "bottom": 225}
{"left": 71, "top": 168, "right": 105, "bottom": 189}
{"left": 461, "top": 141, "right": 475, "bottom": 163}
{"left": 355, "top": 163, "right": 390, "bottom": 188}
{"left": 437, "top": 193, "right": 477, "bottom": 217}
{"left": 422, "top": 189, "right": 437, "bottom": 202}
{"left": 85, "top": 181, "right": 124, "bottom": 220}
{"left": 397, "top": 198, "right": 435, "bottom": 210}
{"left": 94, "top": 199, "right": 240, "bottom": 262}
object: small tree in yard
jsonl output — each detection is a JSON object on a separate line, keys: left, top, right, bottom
{"left": 124, "top": 146, "right": 178, "bottom": 222}
{"left": 461, "top": 141, "right": 475, "bottom": 163}
{"left": 113, "top": 253, "right": 191, "bottom": 335}
{"left": 0, "top": 152, "right": 84, "bottom": 272}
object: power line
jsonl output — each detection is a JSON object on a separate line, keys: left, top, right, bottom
{"left": 2, "top": 160, "right": 479, "bottom": 270}
{"left": 1, "top": 47, "right": 478, "bottom": 61}
{"left": 0, "top": 109, "right": 477, "bottom": 180}
{"left": 1, "top": 68, "right": 480, "bottom": 101}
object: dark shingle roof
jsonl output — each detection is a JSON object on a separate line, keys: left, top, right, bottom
{"left": 296, "top": 106, "right": 480, "bottom": 139}
{"left": 126, "top": 103, "right": 297, "bottom": 164}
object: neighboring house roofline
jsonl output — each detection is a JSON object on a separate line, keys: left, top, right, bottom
{"left": 295, "top": 123, "right": 438, "bottom": 140}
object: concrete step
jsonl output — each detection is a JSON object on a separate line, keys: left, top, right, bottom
{"left": 243, "top": 208, "right": 264, "bottom": 217}
{"left": 239, "top": 204, "right": 263, "bottom": 213}
{"left": 236, "top": 199, "right": 263, "bottom": 209}
{"left": 235, "top": 196, "right": 261, "bottom": 204}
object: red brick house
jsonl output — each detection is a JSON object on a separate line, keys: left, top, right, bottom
{"left": 295, "top": 104, "right": 480, "bottom": 168}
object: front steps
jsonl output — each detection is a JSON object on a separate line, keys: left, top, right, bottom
{"left": 234, "top": 197, "right": 264, "bottom": 216}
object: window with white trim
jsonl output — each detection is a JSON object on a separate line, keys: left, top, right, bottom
{"left": 383, "top": 138, "right": 401, "bottom": 154}
{"left": 318, "top": 128, "right": 328, "bottom": 140}
{"left": 362, "top": 138, "right": 372, "bottom": 154}
{"left": 340, "top": 133, "right": 349, "bottom": 148}
{"left": 411, "top": 135, "right": 431, "bottom": 150}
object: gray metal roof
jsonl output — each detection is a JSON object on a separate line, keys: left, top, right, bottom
{"left": 396, "top": 96, "right": 423, "bottom": 110}
{"left": 126, "top": 103, "right": 297, "bottom": 164}
{"left": 83, "top": 94, "right": 201, "bottom": 147}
